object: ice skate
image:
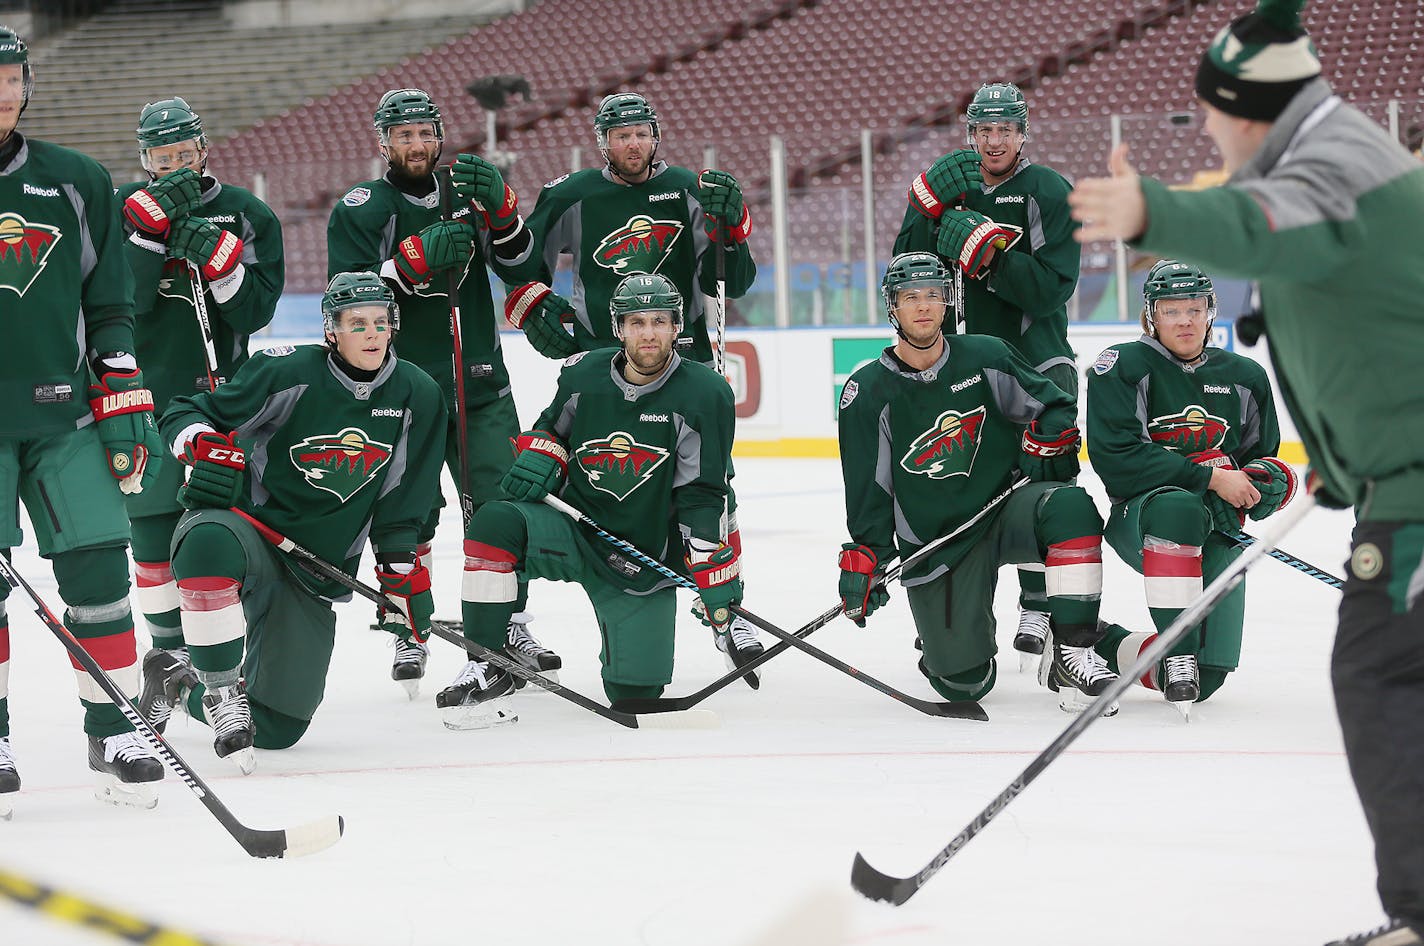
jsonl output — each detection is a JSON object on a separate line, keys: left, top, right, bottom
{"left": 1013, "top": 609, "right": 1050, "bottom": 671}
{"left": 391, "top": 638, "right": 428, "bottom": 700}
{"left": 1038, "top": 630, "right": 1119, "bottom": 717}
{"left": 202, "top": 682, "right": 255, "bottom": 775}
{"left": 1161, "top": 654, "right": 1200, "bottom": 721}
{"left": 137, "top": 647, "right": 195, "bottom": 734}
{"left": 1324, "top": 918, "right": 1422, "bottom": 946}
{"left": 504, "top": 613, "right": 560, "bottom": 691}
{"left": 0, "top": 737, "right": 18, "bottom": 820}
{"left": 436, "top": 659, "right": 517, "bottom": 730}
{"left": 715, "top": 614, "right": 765, "bottom": 689}
{"left": 87, "top": 731, "right": 162, "bottom": 809}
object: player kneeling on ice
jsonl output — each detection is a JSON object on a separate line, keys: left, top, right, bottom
{"left": 442, "top": 273, "right": 738, "bottom": 729}
{"left": 1085, "top": 261, "right": 1295, "bottom": 720}
{"left": 837, "top": 252, "right": 1118, "bottom": 713}
{"left": 138, "top": 273, "right": 446, "bottom": 772}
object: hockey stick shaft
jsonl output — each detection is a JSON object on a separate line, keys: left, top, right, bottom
{"left": 438, "top": 165, "right": 474, "bottom": 527}
{"left": 851, "top": 492, "right": 1318, "bottom": 905}
{"left": 227, "top": 509, "right": 705, "bottom": 730}
{"left": 1219, "top": 528, "right": 1342, "bottom": 589}
{"left": 613, "top": 476, "right": 1027, "bottom": 713}
{"left": 187, "top": 261, "right": 222, "bottom": 391}
{"left": 0, "top": 554, "right": 342, "bottom": 859}
{"left": 715, "top": 237, "right": 727, "bottom": 375}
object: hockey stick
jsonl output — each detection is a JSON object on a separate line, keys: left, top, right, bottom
{"left": 614, "top": 476, "right": 1029, "bottom": 714}
{"left": 849, "top": 491, "right": 1318, "bottom": 905}
{"left": 714, "top": 235, "right": 727, "bottom": 375}
{"left": 0, "top": 554, "right": 342, "bottom": 860}
{"left": 228, "top": 508, "right": 714, "bottom": 730}
{"left": 187, "top": 261, "right": 223, "bottom": 391}
{"left": 542, "top": 493, "right": 1015, "bottom": 721}
{"left": 438, "top": 165, "right": 474, "bottom": 527}
{"left": 1218, "top": 528, "right": 1342, "bottom": 589}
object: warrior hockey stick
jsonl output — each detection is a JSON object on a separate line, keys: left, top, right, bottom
{"left": 1219, "top": 528, "right": 1342, "bottom": 589}
{"left": 438, "top": 165, "right": 474, "bottom": 527}
{"left": 614, "top": 476, "right": 1028, "bottom": 714}
{"left": 0, "top": 554, "right": 342, "bottom": 860}
{"left": 229, "top": 509, "right": 714, "bottom": 731}
{"left": 850, "top": 491, "right": 1317, "bottom": 906}
{"left": 542, "top": 493, "right": 1009, "bottom": 721}
{"left": 187, "top": 261, "right": 223, "bottom": 391}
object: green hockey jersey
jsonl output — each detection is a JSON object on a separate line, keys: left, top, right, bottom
{"left": 838, "top": 334, "right": 1076, "bottom": 583}
{"left": 536, "top": 348, "right": 735, "bottom": 592}
{"left": 1085, "top": 336, "right": 1281, "bottom": 505}
{"left": 0, "top": 135, "right": 136, "bottom": 439}
{"left": 159, "top": 345, "right": 447, "bottom": 597}
{"left": 512, "top": 164, "right": 756, "bottom": 362}
{"left": 116, "top": 176, "right": 283, "bottom": 409}
{"left": 327, "top": 174, "right": 525, "bottom": 409}
{"left": 894, "top": 159, "right": 1078, "bottom": 372}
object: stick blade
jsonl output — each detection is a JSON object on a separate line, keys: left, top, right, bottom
{"left": 609, "top": 696, "right": 692, "bottom": 714}
{"left": 931, "top": 700, "right": 989, "bottom": 721}
{"left": 242, "top": 814, "right": 345, "bottom": 859}
{"left": 631, "top": 709, "right": 720, "bottom": 730}
{"left": 849, "top": 852, "right": 916, "bottom": 905}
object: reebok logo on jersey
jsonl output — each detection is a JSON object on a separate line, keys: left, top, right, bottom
{"left": 22, "top": 183, "right": 59, "bottom": 198}
{"left": 639, "top": 413, "right": 669, "bottom": 423}
{"left": 204, "top": 214, "right": 237, "bottom": 224}
{"left": 575, "top": 431, "right": 669, "bottom": 501}
{"left": 594, "top": 214, "right": 684, "bottom": 274}
{"left": 647, "top": 192, "right": 681, "bottom": 202}
{"left": 901, "top": 407, "right": 987, "bottom": 480}
{"left": 1203, "top": 384, "right": 1232, "bottom": 395}
{"left": 0, "top": 211, "right": 63, "bottom": 298}
{"left": 371, "top": 408, "right": 403, "bottom": 418}
{"left": 1148, "top": 405, "right": 1229, "bottom": 454}
{"left": 289, "top": 427, "right": 393, "bottom": 502}
{"left": 994, "top": 194, "right": 1025, "bottom": 204}
{"left": 950, "top": 373, "right": 983, "bottom": 393}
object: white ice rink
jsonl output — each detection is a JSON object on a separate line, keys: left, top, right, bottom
{"left": 0, "top": 459, "right": 1386, "bottom": 945}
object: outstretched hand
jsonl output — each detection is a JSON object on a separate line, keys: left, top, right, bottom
{"left": 1068, "top": 144, "right": 1148, "bottom": 243}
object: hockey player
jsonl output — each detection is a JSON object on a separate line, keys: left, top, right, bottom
{"left": 116, "top": 96, "right": 283, "bottom": 731}
{"left": 1085, "top": 261, "right": 1294, "bottom": 719}
{"left": 893, "top": 83, "right": 1082, "bottom": 667}
{"left": 836, "top": 252, "right": 1115, "bottom": 711}
{"left": 0, "top": 24, "right": 166, "bottom": 813}
{"left": 327, "top": 88, "right": 556, "bottom": 694}
{"left": 439, "top": 272, "right": 737, "bottom": 727}
{"left": 503, "top": 91, "right": 764, "bottom": 678}
{"left": 1069, "top": 1, "right": 1424, "bottom": 938}
{"left": 140, "top": 273, "right": 446, "bottom": 772}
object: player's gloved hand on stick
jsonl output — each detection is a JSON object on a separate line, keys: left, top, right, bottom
{"left": 88, "top": 362, "right": 163, "bottom": 495}
{"left": 394, "top": 220, "right": 475, "bottom": 286}
{"left": 1020, "top": 422, "right": 1080, "bottom": 482}
{"left": 838, "top": 543, "right": 890, "bottom": 627}
{"left": 504, "top": 282, "right": 579, "bottom": 359}
{"left": 177, "top": 430, "right": 244, "bottom": 509}
{"left": 1304, "top": 466, "right": 1350, "bottom": 510}
{"left": 909, "top": 149, "right": 983, "bottom": 219}
{"left": 686, "top": 541, "right": 743, "bottom": 632}
{"left": 451, "top": 153, "right": 520, "bottom": 229}
{"left": 501, "top": 431, "right": 568, "bottom": 502}
{"left": 168, "top": 216, "right": 243, "bottom": 281}
{"left": 123, "top": 167, "right": 202, "bottom": 236}
{"left": 375, "top": 563, "right": 434, "bottom": 644}
{"left": 1242, "top": 457, "right": 1297, "bottom": 520}
{"left": 697, "top": 169, "right": 752, "bottom": 244}
{"left": 936, "top": 208, "right": 1013, "bottom": 278}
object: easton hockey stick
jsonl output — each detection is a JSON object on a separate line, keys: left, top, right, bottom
{"left": 614, "top": 476, "right": 1029, "bottom": 714}
{"left": 1219, "top": 528, "right": 1342, "bottom": 589}
{"left": 229, "top": 509, "right": 715, "bottom": 731}
{"left": 438, "top": 165, "right": 474, "bottom": 527}
{"left": 542, "top": 493, "right": 1008, "bottom": 721}
{"left": 0, "top": 554, "right": 343, "bottom": 859}
{"left": 850, "top": 491, "right": 1317, "bottom": 906}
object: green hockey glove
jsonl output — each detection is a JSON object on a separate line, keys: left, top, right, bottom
{"left": 177, "top": 430, "right": 245, "bottom": 509}
{"left": 936, "top": 208, "right": 1014, "bottom": 277}
{"left": 686, "top": 541, "right": 743, "bottom": 632}
{"left": 375, "top": 563, "right": 433, "bottom": 644}
{"left": 909, "top": 149, "right": 982, "bottom": 219}
{"left": 504, "top": 282, "right": 578, "bottom": 359}
{"left": 451, "top": 153, "right": 520, "bottom": 229}
{"left": 394, "top": 220, "right": 475, "bottom": 286}
{"left": 697, "top": 169, "right": 751, "bottom": 244}
{"left": 501, "top": 431, "right": 568, "bottom": 502}
{"left": 1019, "top": 422, "right": 1080, "bottom": 482}
{"left": 1243, "top": 457, "right": 1297, "bottom": 520}
{"left": 88, "top": 366, "right": 163, "bottom": 495}
{"left": 838, "top": 543, "right": 890, "bottom": 627}
{"left": 123, "top": 168, "right": 202, "bottom": 236}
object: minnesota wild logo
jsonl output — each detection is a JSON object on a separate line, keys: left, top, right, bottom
{"left": 1148, "top": 404, "right": 1228, "bottom": 453}
{"left": 0, "top": 212, "right": 63, "bottom": 297}
{"left": 593, "top": 214, "right": 682, "bottom": 274}
{"left": 901, "top": 407, "right": 986, "bottom": 479}
{"left": 289, "top": 427, "right": 392, "bottom": 501}
{"left": 575, "top": 431, "right": 669, "bottom": 500}
{"left": 157, "top": 259, "right": 197, "bottom": 307}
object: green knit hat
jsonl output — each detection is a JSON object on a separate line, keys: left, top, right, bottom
{"left": 1195, "top": 0, "right": 1320, "bottom": 121}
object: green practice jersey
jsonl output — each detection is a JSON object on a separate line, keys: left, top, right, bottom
{"left": 536, "top": 348, "right": 735, "bottom": 592}
{"left": 1086, "top": 336, "right": 1281, "bottom": 505}
{"left": 838, "top": 334, "right": 1076, "bottom": 582}
{"left": 0, "top": 135, "right": 135, "bottom": 439}
{"left": 116, "top": 176, "right": 283, "bottom": 408}
{"left": 159, "top": 345, "right": 447, "bottom": 597}
{"left": 327, "top": 174, "right": 527, "bottom": 409}
{"left": 894, "top": 160, "right": 1078, "bottom": 373}
{"left": 512, "top": 164, "right": 756, "bottom": 362}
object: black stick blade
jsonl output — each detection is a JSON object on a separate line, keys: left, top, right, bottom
{"left": 930, "top": 700, "right": 989, "bottom": 721}
{"left": 849, "top": 852, "right": 918, "bottom": 905}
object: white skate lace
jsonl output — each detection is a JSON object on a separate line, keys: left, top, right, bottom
{"left": 723, "top": 616, "right": 762, "bottom": 655}
{"left": 392, "top": 638, "right": 428, "bottom": 666}
{"left": 449, "top": 659, "right": 493, "bottom": 690}
{"left": 1016, "top": 610, "right": 1051, "bottom": 641}
{"left": 1163, "top": 654, "right": 1198, "bottom": 688}
{"left": 1060, "top": 645, "right": 1115, "bottom": 685}
{"left": 1339, "top": 919, "right": 1416, "bottom": 945}
{"left": 506, "top": 621, "right": 553, "bottom": 658}
{"left": 104, "top": 731, "right": 154, "bottom": 764}
{"left": 207, "top": 686, "right": 253, "bottom": 740}
{"left": 0, "top": 737, "right": 15, "bottom": 772}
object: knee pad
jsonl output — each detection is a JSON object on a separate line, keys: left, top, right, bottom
{"left": 921, "top": 657, "right": 996, "bottom": 702}
{"left": 1140, "top": 489, "right": 1209, "bottom": 546}
{"left": 51, "top": 546, "right": 130, "bottom": 608}
{"left": 250, "top": 698, "right": 312, "bottom": 750}
{"left": 1197, "top": 667, "right": 1230, "bottom": 702}
{"left": 172, "top": 522, "right": 247, "bottom": 582}
{"left": 1036, "top": 485, "right": 1103, "bottom": 548}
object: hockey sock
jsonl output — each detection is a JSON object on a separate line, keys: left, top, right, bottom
{"left": 1016, "top": 563, "right": 1047, "bottom": 612}
{"left": 172, "top": 523, "right": 248, "bottom": 685}
{"left": 462, "top": 502, "right": 525, "bottom": 651}
{"left": 921, "top": 657, "right": 996, "bottom": 702}
{"left": 1096, "top": 623, "right": 1159, "bottom": 689}
{"left": 1038, "top": 486, "right": 1105, "bottom": 632}
{"left": 131, "top": 513, "right": 184, "bottom": 650}
{"left": 1143, "top": 534, "right": 1204, "bottom": 656}
{"left": 0, "top": 604, "right": 8, "bottom": 739}
{"left": 54, "top": 548, "right": 139, "bottom": 738}
{"left": 604, "top": 681, "right": 664, "bottom": 704}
